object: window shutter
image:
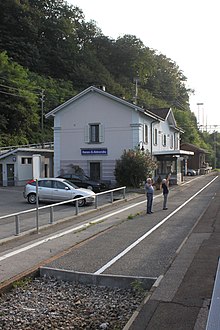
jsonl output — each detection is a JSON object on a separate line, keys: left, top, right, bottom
{"left": 84, "top": 125, "right": 90, "bottom": 143}
{"left": 99, "top": 124, "right": 104, "bottom": 142}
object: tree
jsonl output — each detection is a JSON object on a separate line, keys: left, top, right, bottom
{"left": 0, "top": 51, "right": 39, "bottom": 146}
{"left": 0, "top": 51, "right": 77, "bottom": 145}
{"left": 114, "top": 149, "right": 157, "bottom": 188}
{"left": 0, "top": 0, "right": 218, "bottom": 168}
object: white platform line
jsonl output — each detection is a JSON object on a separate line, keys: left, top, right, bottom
{"left": 0, "top": 176, "right": 217, "bottom": 263}
{"left": 0, "top": 198, "right": 150, "bottom": 261}
{"left": 94, "top": 176, "right": 218, "bottom": 275}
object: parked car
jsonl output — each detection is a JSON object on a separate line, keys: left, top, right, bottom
{"left": 187, "top": 169, "right": 196, "bottom": 176}
{"left": 23, "top": 178, "right": 95, "bottom": 206}
{"left": 57, "top": 173, "right": 109, "bottom": 193}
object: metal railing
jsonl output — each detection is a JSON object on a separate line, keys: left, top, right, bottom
{"left": 0, "top": 142, "right": 54, "bottom": 153}
{"left": 206, "top": 257, "right": 220, "bottom": 330}
{"left": 0, "top": 187, "right": 126, "bottom": 238}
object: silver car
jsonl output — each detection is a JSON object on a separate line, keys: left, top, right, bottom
{"left": 23, "top": 178, "right": 95, "bottom": 206}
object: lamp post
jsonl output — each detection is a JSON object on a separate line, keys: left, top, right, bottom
{"left": 197, "top": 102, "right": 204, "bottom": 130}
{"left": 138, "top": 141, "right": 145, "bottom": 152}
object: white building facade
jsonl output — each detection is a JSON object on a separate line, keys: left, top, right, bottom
{"left": 46, "top": 86, "right": 191, "bottom": 185}
{"left": 0, "top": 147, "right": 54, "bottom": 186}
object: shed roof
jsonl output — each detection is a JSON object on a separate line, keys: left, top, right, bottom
{"left": 0, "top": 148, "right": 53, "bottom": 160}
{"left": 181, "top": 142, "right": 209, "bottom": 154}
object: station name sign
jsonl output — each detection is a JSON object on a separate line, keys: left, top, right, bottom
{"left": 81, "top": 148, "right": 108, "bottom": 155}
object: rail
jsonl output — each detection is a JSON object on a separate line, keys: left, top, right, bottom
{"left": 0, "top": 187, "right": 126, "bottom": 237}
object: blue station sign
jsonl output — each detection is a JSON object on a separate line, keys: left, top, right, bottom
{"left": 81, "top": 148, "right": 108, "bottom": 155}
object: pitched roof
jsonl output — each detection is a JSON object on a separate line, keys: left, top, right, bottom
{"left": 45, "top": 86, "right": 161, "bottom": 121}
{"left": 149, "top": 108, "right": 171, "bottom": 120}
{"left": 181, "top": 142, "right": 209, "bottom": 154}
{"left": 149, "top": 107, "right": 183, "bottom": 132}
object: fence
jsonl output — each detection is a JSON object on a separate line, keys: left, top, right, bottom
{"left": 0, "top": 187, "right": 126, "bottom": 238}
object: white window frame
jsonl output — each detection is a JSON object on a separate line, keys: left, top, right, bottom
{"left": 162, "top": 134, "right": 167, "bottom": 146}
{"left": 21, "top": 157, "right": 32, "bottom": 165}
{"left": 170, "top": 134, "right": 174, "bottom": 149}
{"left": 144, "top": 124, "right": 148, "bottom": 144}
{"left": 85, "top": 123, "right": 104, "bottom": 143}
{"left": 174, "top": 132, "right": 179, "bottom": 149}
{"left": 154, "top": 128, "right": 158, "bottom": 145}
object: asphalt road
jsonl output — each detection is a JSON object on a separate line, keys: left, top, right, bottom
{"left": 0, "top": 186, "right": 127, "bottom": 239}
{"left": 0, "top": 173, "right": 217, "bottom": 280}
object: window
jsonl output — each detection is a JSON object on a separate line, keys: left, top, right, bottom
{"left": 21, "top": 157, "right": 32, "bottom": 165}
{"left": 154, "top": 128, "right": 158, "bottom": 145}
{"left": 170, "top": 134, "right": 174, "bottom": 149}
{"left": 144, "top": 124, "right": 148, "bottom": 143}
{"left": 162, "top": 134, "right": 167, "bottom": 146}
{"left": 53, "top": 181, "right": 66, "bottom": 189}
{"left": 85, "top": 123, "right": 104, "bottom": 143}
{"left": 39, "top": 180, "right": 52, "bottom": 188}
{"left": 174, "top": 133, "right": 179, "bottom": 149}
{"left": 90, "top": 124, "right": 99, "bottom": 142}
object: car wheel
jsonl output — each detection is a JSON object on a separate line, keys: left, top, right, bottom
{"left": 187, "top": 172, "right": 192, "bottom": 176}
{"left": 87, "top": 185, "right": 93, "bottom": 191}
{"left": 27, "top": 193, "right": 36, "bottom": 204}
{"left": 74, "top": 196, "right": 86, "bottom": 207}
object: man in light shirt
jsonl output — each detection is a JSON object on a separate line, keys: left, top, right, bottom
{"left": 144, "top": 178, "right": 154, "bottom": 214}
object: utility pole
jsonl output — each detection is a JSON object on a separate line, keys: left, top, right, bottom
{"left": 40, "top": 89, "right": 45, "bottom": 146}
{"left": 133, "top": 72, "right": 139, "bottom": 105}
{"left": 214, "top": 129, "right": 217, "bottom": 169}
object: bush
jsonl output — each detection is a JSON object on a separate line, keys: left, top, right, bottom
{"left": 114, "top": 148, "right": 157, "bottom": 188}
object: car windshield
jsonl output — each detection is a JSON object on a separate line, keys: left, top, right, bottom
{"left": 63, "top": 179, "right": 79, "bottom": 189}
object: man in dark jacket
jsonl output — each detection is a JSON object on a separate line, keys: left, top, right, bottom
{"left": 162, "top": 174, "right": 171, "bottom": 210}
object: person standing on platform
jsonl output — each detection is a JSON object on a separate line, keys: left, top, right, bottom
{"left": 162, "top": 173, "right": 171, "bottom": 210}
{"left": 144, "top": 178, "right": 154, "bottom": 214}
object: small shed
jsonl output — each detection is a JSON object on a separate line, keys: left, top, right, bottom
{"left": 181, "top": 143, "right": 211, "bottom": 174}
{"left": 0, "top": 147, "right": 54, "bottom": 186}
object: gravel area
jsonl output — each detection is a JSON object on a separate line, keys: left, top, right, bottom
{"left": 0, "top": 276, "right": 146, "bottom": 329}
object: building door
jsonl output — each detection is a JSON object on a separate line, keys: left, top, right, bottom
{"left": 0, "top": 164, "right": 2, "bottom": 186}
{"left": 44, "top": 164, "right": 48, "bottom": 177}
{"left": 90, "top": 162, "right": 101, "bottom": 180}
{"left": 7, "top": 164, "right": 15, "bottom": 186}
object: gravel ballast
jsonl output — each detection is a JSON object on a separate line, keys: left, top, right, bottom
{"left": 0, "top": 276, "right": 146, "bottom": 329}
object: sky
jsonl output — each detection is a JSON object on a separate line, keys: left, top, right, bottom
{"left": 69, "top": 0, "right": 220, "bottom": 132}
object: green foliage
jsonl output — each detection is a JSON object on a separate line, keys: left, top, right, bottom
{"left": 173, "top": 109, "right": 201, "bottom": 144}
{"left": 0, "top": 0, "right": 216, "bottom": 163}
{"left": 12, "top": 277, "right": 32, "bottom": 289}
{"left": 131, "top": 280, "right": 145, "bottom": 294}
{"left": 0, "top": 52, "right": 77, "bottom": 146}
{"left": 0, "top": 52, "right": 39, "bottom": 146}
{"left": 114, "top": 149, "right": 157, "bottom": 188}
{"left": 202, "top": 131, "right": 220, "bottom": 168}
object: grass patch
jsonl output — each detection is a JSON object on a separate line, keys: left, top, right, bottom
{"left": 127, "top": 212, "right": 141, "bottom": 220}
{"left": 12, "top": 277, "right": 32, "bottom": 289}
{"left": 131, "top": 280, "right": 145, "bottom": 294}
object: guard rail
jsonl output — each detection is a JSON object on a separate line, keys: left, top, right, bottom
{"left": 0, "top": 187, "right": 126, "bottom": 237}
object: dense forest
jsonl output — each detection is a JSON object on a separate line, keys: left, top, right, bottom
{"left": 0, "top": 0, "right": 219, "bottom": 166}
